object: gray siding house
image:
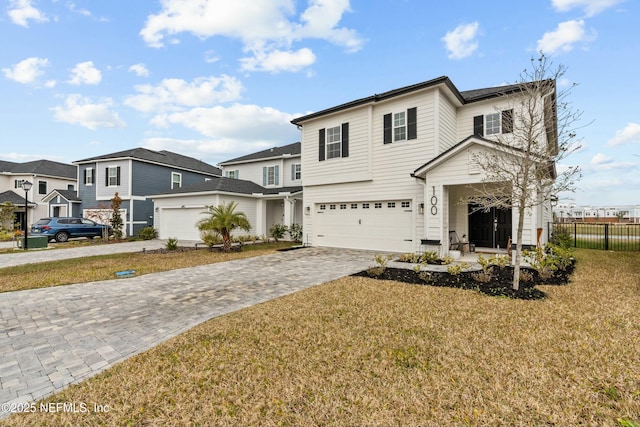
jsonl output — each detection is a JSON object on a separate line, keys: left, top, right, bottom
{"left": 74, "top": 148, "right": 221, "bottom": 237}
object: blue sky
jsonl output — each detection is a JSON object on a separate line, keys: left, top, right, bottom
{"left": 1, "top": 0, "right": 638, "bottom": 206}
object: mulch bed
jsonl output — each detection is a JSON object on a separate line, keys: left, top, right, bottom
{"left": 353, "top": 262, "right": 575, "bottom": 300}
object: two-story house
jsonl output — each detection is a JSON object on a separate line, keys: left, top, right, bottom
{"left": 0, "top": 159, "right": 77, "bottom": 230}
{"left": 150, "top": 142, "right": 302, "bottom": 241}
{"left": 74, "top": 148, "right": 222, "bottom": 237}
{"left": 291, "top": 76, "right": 556, "bottom": 253}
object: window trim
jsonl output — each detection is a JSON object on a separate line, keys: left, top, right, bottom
{"left": 38, "top": 180, "right": 47, "bottom": 195}
{"left": 326, "top": 125, "right": 342, "bottom": 159}
{"left": 84, "top": 167, "right": 95, "bottom": 185}
{"left": 106, "top": 166, "right": 121, "bottom": 187}
{"left": 171, "top": 172, "right": 182, "bottom": 190}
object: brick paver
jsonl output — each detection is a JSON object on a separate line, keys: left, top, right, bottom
{"left": 0, "top": 246, "right": 375, "bottom": 417}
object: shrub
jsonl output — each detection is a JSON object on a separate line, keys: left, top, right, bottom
{"left": 420, "top": 251, "right": 440, "bottom": 264}
{"left": 202, "top": 231, "right": 223, "bottom": 248}
{"left": 551, "top": 229, "right": 573, "bottom": 249}
{"left": 367, "top": 254, "right": 393, "bottom": 277}
{"left": 269, "top": 224, "right": 288, "bottom": 242}
{"left": 166, "top": 237, "right": 178, "bottom": 251}
{"left": 137, "top": 227, "right": 158, "bottom": 240}
{"left": 288, "top": 223, "right": 303, "bottom": 242}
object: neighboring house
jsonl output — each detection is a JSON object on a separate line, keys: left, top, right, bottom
{"left": 150, "top": 143, "right": 302, "bottom": 241}
{"left": 0, "top": 159, "right": 77, "bottom": 230}
{"left": 291, "top": 76, "right": 557, "bottom": 253}
{"left": 74, "top": 148, "right": 222, "bottom": 237}
{"left": 41, "top": 189, "right": 83, "bottom": 218}
{"left": 556, "top": 204, "right": 640, "bottom": 223}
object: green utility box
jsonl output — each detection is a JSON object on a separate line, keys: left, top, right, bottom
{"left": 17, "top": 236, "right": 49, "bottom": 249}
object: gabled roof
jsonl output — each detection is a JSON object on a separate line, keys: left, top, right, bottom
{"left": 291, "top": 76, "right": 461, "bottom": 124}
{"left": 219, "top": 142, "right": 301, "bottom": 166}
{"left": 290, "top": 77, "right": 547, "bottom": 125}
{"left": 0, "top": 190, "right": 33, "bottom": 205}
{"left": 0, "top": 159, "right": 76, "bottom": 179}
{"left": 152, "top": 176, "right": 302, "bottom": 198}
{"left": 74, "top": 147, "right": 221, "bottom": 176}
{"left": 42, "top": 189, "right": 82, "bottom": 203}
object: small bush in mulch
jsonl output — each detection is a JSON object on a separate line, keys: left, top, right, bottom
{"left": 353, "top": 265, "right": 548, "bottom": 300}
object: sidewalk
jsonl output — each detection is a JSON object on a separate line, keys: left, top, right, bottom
{"left": 0, "top": 240, "right": 184, "bottom": 269}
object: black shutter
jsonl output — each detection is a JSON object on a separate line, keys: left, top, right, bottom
{"left": 502, "top": 109, "right": 513, "bottom": 133}
{"left": 116, "top": 167, "right": 121, "bottom": 186}
{"left": 105, "top": 168, "right": 109, "bottom": 186}
{"left": 383, "top": 113, "right": 392, "bottom": 144}
{"left": 473, "top": 115, "right": 484, "bottom": 136}
{"left": 83, "top": 169, "right": 87, "bottom": 184}
{"left": 341, "top": 123, "right": 349, "bottom": 158}
{"left": 407, "top": 107, "right": 417, "bottom": 140}
{"left": 319, "top": 128, "right": 325, "bottom": 161}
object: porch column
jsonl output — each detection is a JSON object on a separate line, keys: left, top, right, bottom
{"left": 424, "top": 182, "right": 446, "bottom": 257}
{"left": 255, "top": 199, "right": 266, "bottom": 237}
{"left": 283, "top": 196, "right": 295, "bottom": 226}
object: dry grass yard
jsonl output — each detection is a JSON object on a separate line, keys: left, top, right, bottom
{"left": 0, "top": 242, "right": 294, "bottom": 293}
{"left": 3, "top": 249, "right": 640, "bottom": 426}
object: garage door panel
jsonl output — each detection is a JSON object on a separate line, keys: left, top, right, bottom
{"left": 314, "top": 200, "right": 413, "bottom": 252}
{"left": 159, "top": 207, "right": 207, "bottom": 241}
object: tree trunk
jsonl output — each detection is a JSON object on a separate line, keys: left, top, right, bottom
{"left": 512, "top": 204, "right": 526, "bottom": 291}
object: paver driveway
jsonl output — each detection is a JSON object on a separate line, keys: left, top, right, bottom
{"left": 0, "top": 246, "right": 376, "bottom": 416}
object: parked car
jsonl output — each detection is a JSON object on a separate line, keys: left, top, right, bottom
{"left": 31, "top": 217, "right": 113, "bottom": 242}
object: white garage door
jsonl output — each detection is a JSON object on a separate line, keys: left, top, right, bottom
{"left": 313, "top": 200, "right": 414, "bottom": 252}
{"left": 159, "top": 207, "right": 207, "bottom": 241}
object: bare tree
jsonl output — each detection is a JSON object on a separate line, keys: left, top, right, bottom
{"left": 464, "top": 53, "right": 583, "bottom": 290}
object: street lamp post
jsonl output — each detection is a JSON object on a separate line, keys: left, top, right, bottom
{"left": 22, "top": 180, "right": 32, "bottom": 250}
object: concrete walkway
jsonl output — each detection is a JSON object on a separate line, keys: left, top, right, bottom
{"left": 0, "top": 246, "right": 376, "bottom": 417}
{"left": 0, "top": 239, "right": 175, "bottom": 269}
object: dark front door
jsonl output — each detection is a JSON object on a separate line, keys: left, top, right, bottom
{"left": 468, "top": 205, "right": 512, "bottom": 249}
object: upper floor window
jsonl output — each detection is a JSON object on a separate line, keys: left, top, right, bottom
{"left": 38, "top": 180, "right": 47, "bottom": 195}
{"left": 106, "top": 166, "right": 121, "bottom": 187}
{"left": 171, "top": 172, "right": 182, "bottom": 190}
{"left": 262, "top": 165, "right": 279, "bottom": 186}
{"left": 225, "top": 170, "right": 239, "bottom": 179}
{"left": 67, "top": 184, "right": 75, "bottom": 191}
{"left": 291, "top": 164, "right": 301, "bottom": 181}
{"left": 84, "top": 168, "right": 95, "bottom": 185}
{"left": 14, "top": 179, "right": 24, "bottom": 189}
{"left": 326, "top": 126, "right": 342, "bottom": 159}
{"left": 384, "top": 107, "right": 417, "bottom": 144}
{"left": 474, "top": 109, "right": 513, "bottom": 137}
{"left": 319, "top": 123, "right": 349, "bottom": 161}
{"left": 394, "top": 112, "right": 406, "bottom": 141}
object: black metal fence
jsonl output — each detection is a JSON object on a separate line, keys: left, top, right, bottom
{"left": 549, "top": 222, "right": 640, "bottom": 251}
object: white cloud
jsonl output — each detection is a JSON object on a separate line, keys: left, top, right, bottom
{"left": 608, "top": 123, "right": 640, "bottom": 146}
{"left": 128, "top": 63, "right": 150, "bottom": 77}
{"left": 139, "top": 0, "right": 363, "bottom": 72}
{"left": 442, "top": 22, "right": 480, "bottom": 60}
{"left": 124, "top": 75, "right": 243, "bottom": 113}
{"left": 7, "top": 0, "right": 48, "bottom": 27}
{"left": 591, "top": 153, "right": 612, "bottom": 165}
{"left": 51, "top": 94, "right": 126, "bottom": 130}
{"left": 68, "top": 61, "right": 102, "bottom": 85}
{"left": 154, "top": 104, "right": 296, "bottom": 143}
{"left": 2, "top": 57, "right": 50, "bottom": 84}
{"left": 551, "top": 0, "right": 624, "bottom": 17}
{"left": 240, "top": 47, "right": 316, "bottom": 73}
{"left": 66, "top": 2, "right": 91, "bottom": 17}
{"left": 537, "top": 19, "right": 595, "bottom": 54}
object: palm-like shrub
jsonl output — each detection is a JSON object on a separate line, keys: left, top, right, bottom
{"left": 197, "top": 201, "right": 251, "bottom": 252}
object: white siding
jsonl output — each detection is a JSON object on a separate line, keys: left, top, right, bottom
{"left": 96, "top": 160, "right": 130, "bottom": 200}
{"left": 222, "top": 156, "right": 301, "bottom": 188}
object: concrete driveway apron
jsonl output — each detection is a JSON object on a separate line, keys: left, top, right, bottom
{"left": 0, "top": 246, "right": 375, "bottom": 416}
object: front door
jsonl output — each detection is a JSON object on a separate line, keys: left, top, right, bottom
{"left": 468, "top": 205, "right": 512, "bottom": 249}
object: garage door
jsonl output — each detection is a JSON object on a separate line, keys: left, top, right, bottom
{"left": 313, "top": 200, "right": 413, "bottom": 252}
{"left": 159, "top": 207, "right": 208, "bottom": 241}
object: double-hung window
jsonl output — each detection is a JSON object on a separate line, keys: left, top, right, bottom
{"left": 326, "top": 126, "right": 342, "bottom": 159}
{"left": 318, "top": 123, "right": 349, "bottom": 161}
{"left": 384, "top": 107, "right": 417, "bottom": 143}
{"left": 84, "top": 168, "right": 95, "bottom": 185}
{"left": 38, "top": 180, "right": 47, "bottom": 195}
{"left": 262, "top": 165, "right": 279, "bottom": 186}
{"left": 225, "top": 170, "right": 239, "bottom": 179}
{"left": 474, "top": 109, "right": 513, "bottom": 137}
{"left": 106, "top": 166, "right": 121, "bottom": 187}
{"left": 171, "top": 172, "right": 181, "bottom": 190}
{"left": 291, "top": 164, "right": 301, "bottom": 181}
